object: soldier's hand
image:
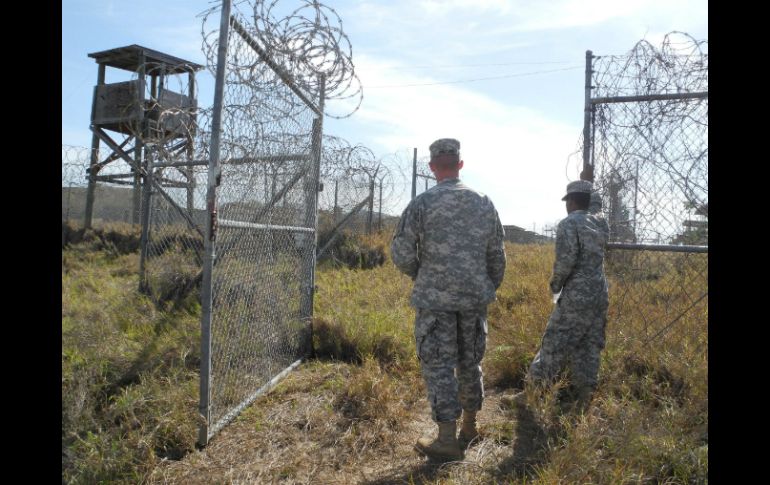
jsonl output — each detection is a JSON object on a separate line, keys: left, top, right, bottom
{"left": 580, "top": 165, "right": 594, "bottom": 182}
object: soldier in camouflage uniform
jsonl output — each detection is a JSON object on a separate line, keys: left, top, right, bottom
{"left": 391, "top": 138, "right": 506, "bottom": 461}
{"left": 524, "top": 178, "right": 609, "bottom": 410}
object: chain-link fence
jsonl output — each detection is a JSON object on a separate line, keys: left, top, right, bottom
{"left": 413, "top": 153, "right": 437, "bottom": 198}
{"left": 62, "top": 145, "right": 142, "bottom": 229}
{"left": 62, "top": 146, "right": 91, "bottom": 227}
{"left": 318, "top": 138, "right": 377, "bottom": 241}
{"left": 194, "top": 0, "right": 361, "bottom": 444}
{"left": 584, "top": 32, "right": 708, "bottom": 364}
{"left": 315, "top": 142, "right": 436, "bottom": 262}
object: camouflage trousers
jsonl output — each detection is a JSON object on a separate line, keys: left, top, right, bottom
{"left": 414, "top": 307, "right": 488, "bottom": 423}
{"left": 528, "top": 299, "right": 608, "bottom": 391}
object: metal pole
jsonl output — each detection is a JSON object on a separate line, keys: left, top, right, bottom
{"left": 582, "top": 50, "right": 593, "bottom": 173}
{"left": 607, "top": 242, "right": 708, "bottom": 253}
{"left": 133, "top": 151, "right": 144, "bottom": 225}
{"left": 84, "top": 64, "right": 106, "bottom": 229}
{"left": 378, "top": 182, "right": 383, "bottom": 232}
{"left": 305, "top": 74, "right": 325, "bottom": 359}
{"left": 591, "top": 91, "right": 708, "bottom": 105}
{"left": 302, "top": 116, "right": 322, "bottom": 342}
{"left": 367, "top": 178, "right": 374, "bottom": 234}
{"left": 138, "top": 146, "right": 154, "bottom": 293}
{"left": 199, "top": 0, "right": 231, "bottom": 447}
{"left": 138, "top": 56, "right": 153, "bottom": 292}
{"left": 633, "top": 158, "right": 639, "bottom": 242}
{"left": 411, "top": 148, "right": 417, "bottom": 200}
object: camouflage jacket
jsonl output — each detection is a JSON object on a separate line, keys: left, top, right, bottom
{"left": 550, "top": 209, "right": 609, "bottom": 307}
{"left": 391, "top": 178, "right": 506, "bottom": 310}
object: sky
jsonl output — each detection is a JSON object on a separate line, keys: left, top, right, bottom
{"left": 62, "top": 0, "right": 707, "bottom": 229}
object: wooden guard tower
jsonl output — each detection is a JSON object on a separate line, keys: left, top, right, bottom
{"left": 84, "top": 45, "right": 204, "bottom": 228}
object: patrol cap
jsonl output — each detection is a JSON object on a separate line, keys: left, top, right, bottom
{"left": 429, "top": 138, "right": 460, "bottom": 158}
{"left": 561, "top": 180, "right": 593, "bottom": 201}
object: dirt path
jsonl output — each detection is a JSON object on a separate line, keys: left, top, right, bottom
{"left": 148, "top": 363, "right": 544, "bottom": 484}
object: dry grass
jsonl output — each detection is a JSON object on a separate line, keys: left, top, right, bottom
{"left": 62, "top": 244, "right": 201, "bottom": 484}
{"left": 64, "top": 233, "right": 707, "bottom": 484}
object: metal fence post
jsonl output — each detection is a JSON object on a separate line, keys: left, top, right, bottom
{"left": 366, "top": 177, "right": 374, "bottom": 234}
{"left": 411, "top": 147, "right": 417, "bottom": 200}
{"left": 303, "top": 73, "right": 325, "bottom": 358}
{"left": 138, "top": 144, "right": 154, "bottom": 293}
{"left": 198, "top": 0, "right": 231, "bottom": 447}
{"left": 582, "top": 50, "right": 593, "bottom": 173}
{"left": 378, "top": 182, "right": 382, "bottom": 232}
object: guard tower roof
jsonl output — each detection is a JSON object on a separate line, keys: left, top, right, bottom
{"left": 88, "top": 44, "right": 204, "bottom": 74}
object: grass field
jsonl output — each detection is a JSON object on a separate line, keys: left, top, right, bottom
{"left": 62, "top": 226, "right": 707, "bottom": 484}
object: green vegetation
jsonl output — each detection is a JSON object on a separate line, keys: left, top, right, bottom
{"left": 62, "top": 229, "right": 707, "bottom": 484}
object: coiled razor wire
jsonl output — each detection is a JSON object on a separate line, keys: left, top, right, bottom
{"left": 201, "top": 0, "right": 362, "bottom": 119}
{"left": 591, "top": 32, "right": 708, "bottom": 245}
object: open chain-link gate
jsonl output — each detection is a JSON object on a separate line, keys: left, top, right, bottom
{"left": 138, "top": 0, "right": 325, "bottom": 445}
{"left": 582, "top": 33, "right": 708, "bottom": 364}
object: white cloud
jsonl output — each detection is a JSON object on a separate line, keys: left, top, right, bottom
{"left": 62, "top": 0, "right": 707, "bottom": 230}
{"left": 327, "top": 54, "right": 581, "bottom": 226}
{"left": 417, "top": 0, "right": 514, "bottom": 15}
{"left": 146, "top": 25, "right": 207, "bottom": 65}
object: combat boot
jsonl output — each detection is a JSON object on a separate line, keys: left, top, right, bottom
{"left": 572, "top": 386, "right": 594, "bottom": 413}
{"left": 415, "top": 421, "right": 463, "bottom": 461}
{"left": 457, "top": 410, "right": 479, "bottom": 449}
{"left": 557, "top": 385, "right": 594, "bottom": 414}
{"left": 499, "top": 391, "right": 527, "bottom": 408}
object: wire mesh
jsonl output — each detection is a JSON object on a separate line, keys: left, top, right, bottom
{"left": 135, "top": 61, "right": 209, "bottom": 306}
{"left": 62, "top": 145, "right": 91, "bottom": 226}
{"left": 587, "top": 32, "right": 707, "bottom": 360}
{"left": 414, "top": 154, "right": 437, "bottom": 198}
{"left": 315, "top": 139, "right": 417, "bottom": 264}
{"left": 591, "top": 32, "right": 708, "bottom": 245}
{"left": 61, "top": 144, "right": 142, "bottom": 227}
{"left": 318, "top": 137, "right": 374, "bottom": 238}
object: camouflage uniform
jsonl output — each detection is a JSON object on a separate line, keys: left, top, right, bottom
{"left": 391, "top": 139, "right": 506, "bottom": 423}
{"left": 528, "top": 181, "right": 609, "bottom": 394}
{"left": 589, "top": 189, "right": 603, "bottom": 215}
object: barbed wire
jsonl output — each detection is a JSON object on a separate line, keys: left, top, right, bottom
{"left": 592, "top": 31, "right": 708, "bottom": 99}
{"left": 200, "top": 0, "right": 362, "bottom": 119}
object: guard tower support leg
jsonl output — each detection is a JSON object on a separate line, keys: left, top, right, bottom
{"left": 186, "top": 71, "right": 196, "bottom": 214}
{"left": 84, "top": 64, "right": 106, "bottom": 229}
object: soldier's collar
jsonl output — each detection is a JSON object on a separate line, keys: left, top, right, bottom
{"left": 439, "top": 177, "right": 460, "bottom": 184}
